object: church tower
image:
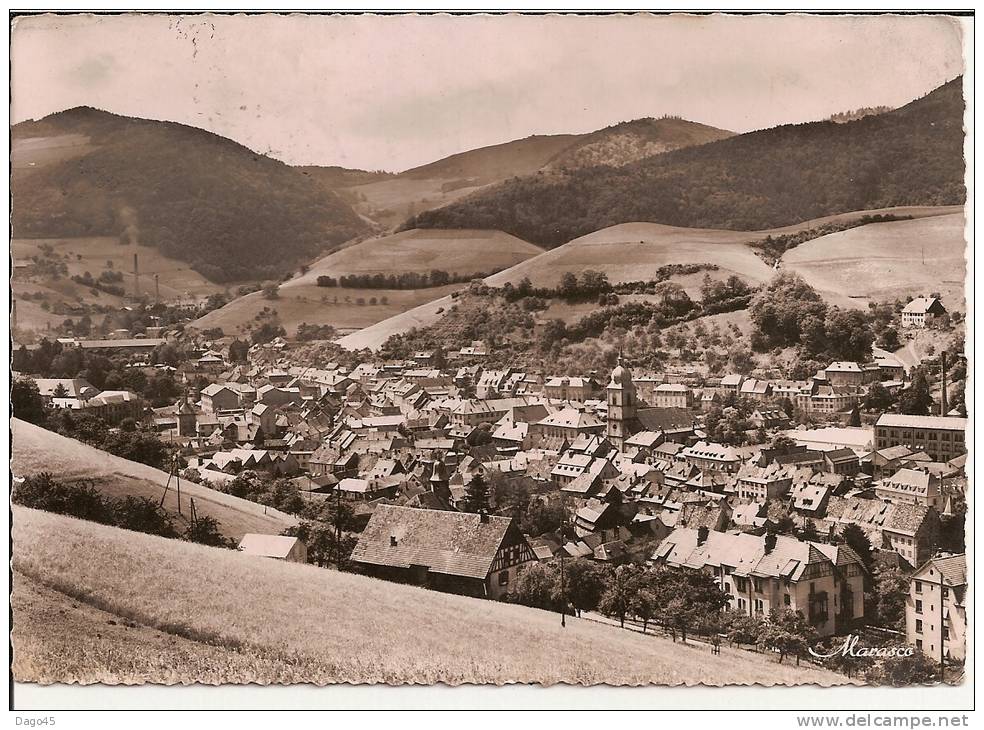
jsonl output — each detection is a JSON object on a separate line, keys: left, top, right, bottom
{"left": 606, "top": 354, "right": 637, "bottom": 451}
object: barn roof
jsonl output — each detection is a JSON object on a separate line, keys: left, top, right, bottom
{"left": 350, "top": 504, "right": 516, "bottom": 580}
{"left": 238, "top": 534, "right": 302, "bottom": 559}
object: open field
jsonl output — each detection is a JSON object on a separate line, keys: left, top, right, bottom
{"left": 344, "top": 176, "right": 489, "bottom": 229}
{"left": 781, "top": 212, "right": 967, "bottom": 306}
{"left": 486, "top": 222, "right": 774, "bottom": 289}
{"left": 12, "top": 506, "right": 847, "bottom": 686}
{"left": 11, "top": 419, "right": 295, "bottom": 540}
{"left": 338, "top": 205, "right": 964, "bottom": 349}
{"left": 12, "top": 236, "right": 225, "bottom": 302}
{"left": 290, "top": 228, "right": 541, "bottom": 287}
{"left": 192, "top": 284, "right": 463, "bottom": 338}
{"left": 193, "top": 229, "right": 539, "bottom": 337}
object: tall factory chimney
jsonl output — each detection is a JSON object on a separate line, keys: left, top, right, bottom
{"left": 133, "top": 253, "right": 140, "bottom": 297}
{"left": 155, "top": 274, "right": 160, "bottom": 303}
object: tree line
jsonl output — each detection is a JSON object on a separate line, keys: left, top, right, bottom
{"left": 317, "top": 269, "right": 495, "bottom": 290}
{"left": 13, "top": 472, "right": 231, "bottom": 547}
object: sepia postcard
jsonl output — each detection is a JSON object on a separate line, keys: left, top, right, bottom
{"left": 6, "top": 9, "right": 974, "bottom": 715}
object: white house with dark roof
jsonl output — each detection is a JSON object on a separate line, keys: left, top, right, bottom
{"left": 238, "top": 534, "right": 307, "bottom": 563}
{"left": 901, "top": 297, "right": 947, "bottom": 328}
{"left": 651, "top": 528, "right": 865, "bottom": 636}
{"left": 906, "top": 553, "right": 966, "bottom": 662}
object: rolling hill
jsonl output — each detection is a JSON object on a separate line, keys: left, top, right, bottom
{"left": 11, "top": 107, "right": 368, "bottom": 282}
{"left": 10, "top": 418, "right": 296, "bottom": 540}
{"left": 543, "top": 117, "right": 734, "bottom": 171}
{"left": 338, "top": 205, "right": 962, "bottom": 350}
{"left": 11, "top": 506, "right": 846, "bottom": 686}
{"left": 339, "top": 119, "right": 732, "bottom": 229}
{"left": 406, "top": 77, "right": 966, "bottom": 247}
{"left": 781, "top": 211, "right": 967, "bottom": 305}
{"left": 190, "top": 228, "right": 541, "bottom": 338}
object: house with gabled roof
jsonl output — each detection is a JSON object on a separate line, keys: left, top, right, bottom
{"left": 350, "top": 505, "right": 535, "bottom": 599}
{"left": 901, "top": 297, "right": 947, "bottom": 328}
{"left": 906, "top": 553, "right": 966, "bottom": 661}
{"left": 652, "top": 528, "right": 865, "bottom": 636}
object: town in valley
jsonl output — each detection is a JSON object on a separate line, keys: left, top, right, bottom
{"left": 8, "top": 12, "right": 970, "bottom": 690}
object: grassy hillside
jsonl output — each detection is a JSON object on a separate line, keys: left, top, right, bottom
{"left": 407, "top": 78, "right": 965, "bottom": 247}
{"left": 337, "top": 205, "right": 960, "bottom": 350}
{"left": 192, "top": 229, "right": 540, "bottom": 337}
{"left": 11, "top": 506, "right": 846, "bottom": 686}
{"left": 544, "top": 117, "right": 733, "bottom": 170}
{"left": 11, "top": 418, "right": 295, "bottom": 540}
{"left": 11, "top": 107, "right": 368, "bottom": 282}
{"left": 782, "top": 211, "right": 967, "bottom": 305}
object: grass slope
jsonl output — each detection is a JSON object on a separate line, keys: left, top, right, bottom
{"left": 781, "top": 212, "right": 967, "bottom": 306}
{"left": 12, "top": 236, "right": 223, "bottom": 302}
{"left": 192, "top": 229, "right": 540, "bottom": 337}
{"left": 12, "top": 507, "right": 845, "bottom": 686}
{"left": 11, "top": 418, "right": 295, "bottom": 540}
{"left": 338, "top": 205, "right": 960, "bottom": 350}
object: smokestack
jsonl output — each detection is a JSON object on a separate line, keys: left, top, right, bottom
{"left": 941, "top": 351, "right": 948, "bottom": 416}
{"left": 155, "top": 274, "right": 160, "bottom": 303}
{"left": 133, "top": 253, "right": 140, "bottom": 297}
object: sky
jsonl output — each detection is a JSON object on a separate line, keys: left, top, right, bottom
{"left": 10, "top": 13, "right": 967, "bottom": 172}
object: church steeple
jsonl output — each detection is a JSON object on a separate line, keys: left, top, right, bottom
{"left": 606, "top": 353, "right": 636, "bottom": 451}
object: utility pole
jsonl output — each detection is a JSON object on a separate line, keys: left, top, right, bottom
{"left": 175, "top": 455, "right": 181, "bottom": 516}
{"left": 336, "top": 481, "right": 342, "bottom": 569}
{"left": 559, "top": 518, "right": 567, "bottom": 628}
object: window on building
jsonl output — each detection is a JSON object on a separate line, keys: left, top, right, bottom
{"left": 915, "top": 600, "right": 922, "bottom": 613}
{"left": 498, "top": 571, "right": 509, "bottom": 586}
{"left": 784, "top": 594, "right": 791, "bottom": 606}
{"left": 943, "top": 626, "right": 950, "bottom": 640}
{"left": 916, "top": 619, "right": 923, "bottom": 633}
{"left": 916, "top": 639, "right": 923, "bottom": 650}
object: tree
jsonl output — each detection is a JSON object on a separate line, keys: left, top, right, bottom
{"left": 878, "top": 326, "right": 902, "bottom": 351}
{"left": 725, "top": 611, "right": 765, "bottom": 649}
{"left": 841, "top": 524, "right": 873, "bottom": 569}
{"left": 558, "top": 272, "right": 579, "bottom": 300}
{"left": 598, "top": 564, "right": 642, "bottom": 628}
{"left": 185, "top": 515, "right": 233, "bottom": 548}
{"left": 262, "top": 283, "right": 280, "bottom": 300}
{"left": 228, "top": 339, "right": 250, "bottom": 362}
{"left": 11, "top": 379, "right": 47, "bottom": 425}
{"left": 749, "top": 273, "right": 828, "bottom": 350}
{"left": 825, "top": 308, "right": 874, "bottom": 361}
{"left": 871, "top": 566, "right": 909, "bottom": 630}
{"left": 52, "top": 382, "right": 69, "bottom": 399}
{"left": 509, "top": 563, "right": 559, "bottom": 610}
{"left": 630, "top": 587, "right": 660, "bottom": 633}
{"left": 897, "top": 369, "right": 934, "bottom": 416}
{"left": 865, "top": 651, "right": 941, "bottom": 686}
{"left": 864, "top": 381, "right": 896, "bottom": 412}
{"left": 462, "top": 473, "right": 491, "bottom": 514}
{"left": 563, "top": 559, "right": 607, "bottom": 617}
{"left": 760, "top": 608, "right": 817, "bottom": 664}
{"left": 114, "top": 496, "right": 177, "bottom": 537}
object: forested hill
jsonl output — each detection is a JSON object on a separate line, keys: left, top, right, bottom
{"left": 12, "top": 107, "right": 368, "bottom": 282}
{"left": 405, "top": 78, "right": 966, "bottom": 248}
